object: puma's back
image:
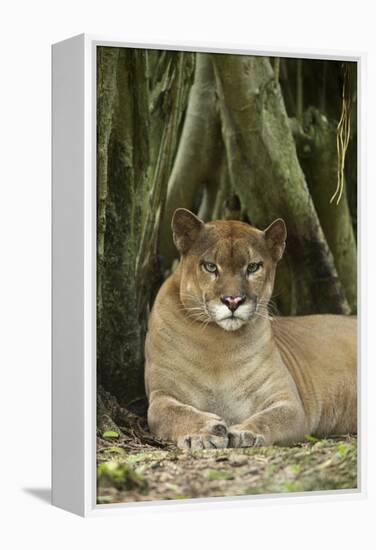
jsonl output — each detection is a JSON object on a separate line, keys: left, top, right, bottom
{"left": 273, "top": 315, "right": 357, "bottom": 435}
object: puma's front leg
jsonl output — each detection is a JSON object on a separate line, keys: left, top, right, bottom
{"left": 229, "top": 399, "right": 307, "bottom": 448}
{"left": 148, "top": 390, "right": 229, "bottom": 449}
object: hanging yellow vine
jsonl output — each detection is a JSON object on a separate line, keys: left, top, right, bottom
{"left": 330, "top": 63, "right": 352, "bottom": 205}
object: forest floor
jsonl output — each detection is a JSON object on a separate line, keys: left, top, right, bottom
{"left": 96, "top": 431, "right": 357, "bottom": 505}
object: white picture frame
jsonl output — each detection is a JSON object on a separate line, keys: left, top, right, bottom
{"left": 52, "top": 33, "right": 366, "bottom": 517}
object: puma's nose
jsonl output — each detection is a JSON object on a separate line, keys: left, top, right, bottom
{"left": 220, "top": 295, "right": 246, "bottom": 312}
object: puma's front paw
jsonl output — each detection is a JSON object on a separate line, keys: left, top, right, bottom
{"left": 228, "top": 425, "right": 265, "bottom": 448}
{"left": 177, "top": 421, "right": 228, "bottom": 450}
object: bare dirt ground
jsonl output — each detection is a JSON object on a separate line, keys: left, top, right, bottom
{"left": 97, "top": 434, "right": 357, "bottom": 504}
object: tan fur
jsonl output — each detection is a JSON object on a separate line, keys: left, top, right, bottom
{"left": 145, "top": 210, "right": 357, "bottom": 449}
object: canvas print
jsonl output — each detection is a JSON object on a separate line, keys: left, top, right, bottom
{"left": 96, "top": 46, "right": 357, "bottom": 504}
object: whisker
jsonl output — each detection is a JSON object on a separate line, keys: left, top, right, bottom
{"left": 177, "top": 291, "right": 212, "bottom": 329}
{"left": 254, "top": 311, "right": 273, "bottom": 321}
{"left": 184, "top": 312, "right": 206, "bottom": 320}
{"left": 257, "top": 300, "right": 279, "bottom": 318}
{"left": 178, "top": 306, "right": 204, "bottom": 313}
{"left": 258, "top": 305, "right": 276, "bottom": 317}
{"left": 198, "top": 315, "right": 212, "bottom": 331}
{"left": 179, "top": 292, "right": 202, "bottom": 301}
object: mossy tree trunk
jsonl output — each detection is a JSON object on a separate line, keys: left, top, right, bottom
{"left": 97, "top": 47, "right": 119, "bottom": 327}
{"left": 97, "top": 48, "right": 193, "bottom": 404}
{"left": 293, "top": 107, "right": 357, "bottom": 312}
{"left": 98, "top": 48, "right": 150, "bottom": 404}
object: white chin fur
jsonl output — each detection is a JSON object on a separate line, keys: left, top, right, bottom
{"left": 216, "top": 318, "right": 245, "bottom": 331}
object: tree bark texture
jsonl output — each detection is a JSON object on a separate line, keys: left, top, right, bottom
{"left": 97, "top": 48, "right": 193, "bottom": 403}
{"left": 97, "top": 47, "right": 119, "bottom": 326}
{"left": 160, "top": 53, "right": 224, "bottom": 266}
{"left": 294, "top": 107, "right": 357, "bottom": 312}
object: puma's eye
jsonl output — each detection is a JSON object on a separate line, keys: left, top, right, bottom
{"left": 247, "top": 262, "right": 262, "bottom": 274}
{"left": 202, "top": 262, "right": 218, "bottom": 274}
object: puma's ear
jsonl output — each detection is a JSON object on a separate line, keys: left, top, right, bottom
{"left": 264, "top": 218, "right": 287, "bottom": 261}
{"left": 171, "top": 209, "right": 204, "bottom": 254}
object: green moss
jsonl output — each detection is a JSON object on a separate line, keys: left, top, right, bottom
{"left": 97, "top": 461, "right": 148, "bottom": 494}
{"left": 336, "top": 442, "right": 352, "bottom": 457}
{"left": 102, "top": 446, "right": 124, "bottom": 455}
{"left": 207, "top": 469, "right": 235, "bottom": 481}
{"left": 282, "top": 481, "right": 304, "bottom": 493}
{"left": 304, "top": 434, "right": 319, "bottom": 443}
{"left": 97, "top": 495, "right": 114, "bottom": 504}
{"left": 102, "top": 431, "right": 120, "bottom": 439}
{"left": 290, "top": 464, "right": 302, "bottom": 475}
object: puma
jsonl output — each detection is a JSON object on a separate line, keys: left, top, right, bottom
{"left": 145, "top": 209, "right": 357, "bottom": 449}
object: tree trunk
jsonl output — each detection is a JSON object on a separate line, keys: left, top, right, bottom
{"left": 98, "top": 49, "right": 150, "bottom": 403}
{"left": 97, "top": 49, "right": 192, "bottom": 404}
{"left": 97, "top": 47, "right": 119, "bottom": 326}
{"left": 212, "top": 54, "right": 350, "bottom": 315}
{"left": 294, "top": 107, "right": 357, "bottom": 312}
{"left": 136, "top": 51, "right": 192, "bottom": 314}
{"left": 160, "top": 53, "right": 223, "bottom": 267}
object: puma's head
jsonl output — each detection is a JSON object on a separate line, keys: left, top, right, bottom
{"left": 172, "top": 208, "right": 286, "bottom": 331}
